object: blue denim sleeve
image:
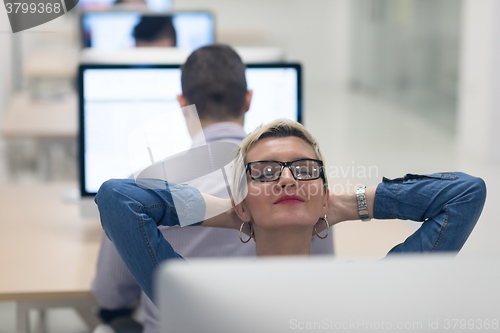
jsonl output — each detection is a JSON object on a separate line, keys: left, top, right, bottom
{"left": 94, "top": 178, "right": 205, "bottom": 303}
{"left": 374, "top": 172, "right": 486, "bottom": 253}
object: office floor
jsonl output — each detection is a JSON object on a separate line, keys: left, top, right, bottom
{"left": 0, "top": 89, "right": 498, "bottom": 332}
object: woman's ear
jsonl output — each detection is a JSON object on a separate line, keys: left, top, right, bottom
{"left": 233, "top": 200, "right": 252, "bottom": 223}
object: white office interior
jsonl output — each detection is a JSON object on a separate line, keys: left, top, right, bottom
{"left": 0, "top": 0, "right": 499, "bottom": 332}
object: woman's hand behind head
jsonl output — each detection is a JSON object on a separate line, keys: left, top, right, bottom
{"left": 199, "top": 195, "right": 244, "bottom": 231}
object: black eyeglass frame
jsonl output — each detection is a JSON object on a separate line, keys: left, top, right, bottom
{"left": 245, "top": 158, "right": 326, "bottom": 183}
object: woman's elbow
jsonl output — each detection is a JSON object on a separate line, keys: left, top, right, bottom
{"left": 95, "top": 179, "right": 125, "bottom": 210}
{"left": 95, "top": 179, "right": 136, "bottom": 229}
{"left": 455, "top": 173, "right": 487, "bottom": 215}
{"left": 464, "top": 174, "right": 487, "bottom": 206}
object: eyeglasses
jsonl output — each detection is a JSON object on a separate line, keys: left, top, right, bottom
{"left": 246, "top": 159, "right": 324, "bottom": 182}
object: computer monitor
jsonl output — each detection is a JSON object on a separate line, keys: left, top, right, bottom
{"left": 80, "top": 11, "right": 214, "bottom": 51}
{"left": 157, "top": 255, "right": 500, "bottom": 333}
{"left": 78, "top": 63, "right": 302, "bottom": 202}
{"left": 78, "top": 0, "right": 172, "bottom": 12}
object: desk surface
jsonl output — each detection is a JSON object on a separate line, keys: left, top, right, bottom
{"left": 0, "top": 182, "right": 101, "bottom": 301}
{"left": 0, "top": 92, "right": 77, "bottom": 139}
{"left": 24, "top": 50, "right": 77, "bottom": 79}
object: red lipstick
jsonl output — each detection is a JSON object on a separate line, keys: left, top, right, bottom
{"left": 274, "top": 195, "right": 305, "bottom": 205}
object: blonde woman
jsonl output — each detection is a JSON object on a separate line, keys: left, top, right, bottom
{"left": 96, "top": 119, "right": 486, "bottom": 303}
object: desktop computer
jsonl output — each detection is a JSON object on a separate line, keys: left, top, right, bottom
{"left": 157, "top": 254, "right": 500, "bottom": 333}
{"left": 80, "top": 11, "right": 214, "bottom": 51}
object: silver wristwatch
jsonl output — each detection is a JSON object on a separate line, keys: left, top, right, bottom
{"left": 356, "top": 186, "right": 371, "bottom": 222}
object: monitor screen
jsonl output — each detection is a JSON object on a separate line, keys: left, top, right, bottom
{"left": 78, "top": 63, "right": 302, "bottom": 196}
{"left": 81, "top": 11, "right": 214, "bottom": 51}
{"left": 78, "top": 0, "right": 172, "bottom": 12}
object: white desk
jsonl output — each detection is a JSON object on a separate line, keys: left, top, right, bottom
{"left": 0, "top": 92, "right": 77, "bottom": 138}
{"left": 0, "top": 92, "right": 77, "bottom": 181}
{"left": 24, "top": 50, "right": 77, "bottom": 80}
{"left": 0, "top": 182, "right": 102, "bottom": 333}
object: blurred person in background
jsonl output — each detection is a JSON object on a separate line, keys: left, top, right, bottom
{"left": 114, "top": 0, "right": 146, "bottom": 5}
{"left": 132, "top": 16, "right": 176, "bottom": 47}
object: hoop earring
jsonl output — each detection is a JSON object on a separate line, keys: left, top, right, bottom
{"left": 239, "top": 222, "right": 254, "bottom": 243}
{"left": 314, "top": 215, "right": 330, "bottom": 239}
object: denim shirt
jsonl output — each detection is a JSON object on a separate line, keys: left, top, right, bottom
{"left": 374, "top": 173, "right": 486, "bottom": 253}
{"left": 95, "top": 172, "right": 486, "bottom": 303}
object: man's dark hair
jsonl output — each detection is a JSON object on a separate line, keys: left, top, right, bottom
{"left": 181, "top": 44, "right": 247, "bottom": 121}
{"left": 132, "top": 16, "right": 177, "bottom": 46}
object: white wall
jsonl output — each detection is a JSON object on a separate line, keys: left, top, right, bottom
{"left": 457, "top": 0, "right": 500, "bottom": 162}
{"left": 0, "top": 5, "right": 12, "bottom": 113}
{"left": 174, "top": 0, "right": 352, "bottom": 90}
{"left": 0, "top": 5, "right": 12, "bottom": 184}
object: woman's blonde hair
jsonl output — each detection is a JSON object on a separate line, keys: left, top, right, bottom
{"left": 230, "top": 119, "right": 328, "bottom": 205}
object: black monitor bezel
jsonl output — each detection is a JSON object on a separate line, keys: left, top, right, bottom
{"left": 78, "top": 63, "right": 303, "bottom": 197}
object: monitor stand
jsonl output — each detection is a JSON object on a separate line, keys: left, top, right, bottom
{"left": 80, "top": 196, "right": 99, "bottom": 218}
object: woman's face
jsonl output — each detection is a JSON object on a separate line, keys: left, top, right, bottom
{"left": 237, "top": 136, "right": 329, "bottom": 230}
